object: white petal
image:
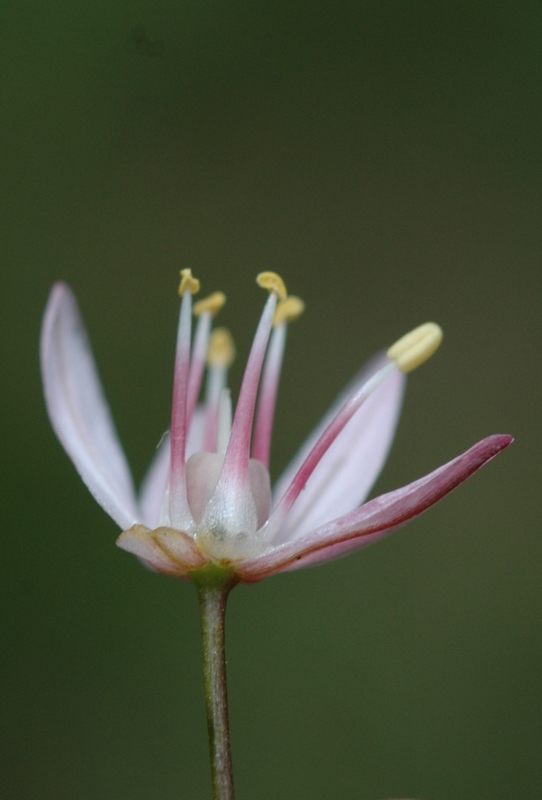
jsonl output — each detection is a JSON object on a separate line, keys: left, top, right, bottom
{"left": 41, "top": 283, "right": 140, "bottom": 529}
{"left": 139, "top": 407, "right": 209, "bottom": 529}
{"left": 272, "top": 353, "right": 405, "bottom": 543}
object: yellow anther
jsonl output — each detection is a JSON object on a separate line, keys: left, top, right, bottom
{"left": 207, "top": 327, "right": 236, "bottom": 368}
{"left": 256, "top": 272, "right": 287, "bottom": 302}
{"left": 178, "top": 269, "right": 201, "bottom": 297}
{"left": 193, "top": 291, "right": 226, "bottom": 317}
{"left": 274, "top": 296, "right": 305, "bottom": 326}
{"left": 387, "top": 322, "right": 443, "bottom": 373}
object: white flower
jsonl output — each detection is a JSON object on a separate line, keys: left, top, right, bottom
{"left": 41, "top": 271, "right": 512, "bottom": 583}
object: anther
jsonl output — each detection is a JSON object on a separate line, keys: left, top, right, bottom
{"left": 274, "top": 296, "right": 305, "bottom": 326}
{"left": 387, "top": 322, "right": 443, "bottom": 373}
{"left": 193, "top": 291, "right": 226, "bottom": 317}
{"left": 178, "top": 269, "right": 201, "bottom": 297}
{"left": 207, "top": 327, "right": 236, "bottom": 368}
{"left": 256, "top": 272, "right": 287, "bottom": 302}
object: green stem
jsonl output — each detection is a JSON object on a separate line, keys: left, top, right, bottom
{"left": 197, "top": 577, "right": 236, "bottom": 800}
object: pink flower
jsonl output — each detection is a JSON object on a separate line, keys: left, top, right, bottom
{"left": 40, "top": 271, "right": 511, "bottom": 583}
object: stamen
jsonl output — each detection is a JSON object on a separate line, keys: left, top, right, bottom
{"left": 193, "top": 291, "right": 226, "bottom": 317}
{"left": 273, "top": 296, "right": 305, "bottom": 326}
{"left": 203, "top": 330, "right": 236, "bottom": 452}
{"left": 213, "top": 289, "right": 278, "bottom": 488}
{"left": 387, "top": 323, "right": 443, "bottom": 373}
{"left": 169, "top": 272, "right": 200, "bottom": 530}
{"left": 253, "top": 295, "right": 305, "bottom": 467}
{"left": 256, "top": 271, "right": 287, "bottom": 302}
{"left": 187, "top": 314, "right": 212, "bottom": 424}
{"left": 187, "top": 294, "right": 227, "bottom": 425}
{"left": 178, "top": 268, "right": 200, "bottom": 296}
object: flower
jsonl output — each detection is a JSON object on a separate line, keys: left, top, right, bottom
{"left": 40, "top": 271, "right": 512, "bottom": 583}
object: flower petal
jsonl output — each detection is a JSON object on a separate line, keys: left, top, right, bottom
{"left": 239, "top": 434, "right": 513, "bottom": 580}
{"left": 272, "top": 353, "right": 405, "bottom": 543}
{"left": 116, "top": 524, "right": 206, "bottom": 575}
{"left": 40, "top": 283, "right": 140, "bottom": 529}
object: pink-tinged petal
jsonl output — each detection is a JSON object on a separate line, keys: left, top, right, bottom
{"left": 272, "top": 354, "right": 387, "bottom": 502}
{"left": 271, "top": 354, "right": 405, "bottom": 543}
{"left": 275, "top": 530, "right": 393, "bottom": 572}
{"left": 40, "top": 283, "right": 140, "bottom": 530}
{"left": 116, "top": 524, "right": 206, "bottom": 575}
{"left": 267, "top": 361, "right": 397, "bottom": 537}
{"left": 238, "top": 435, "right": 513, "bottom": 581}
{"left": 139, "top": 407, "right": 208, "bottom": 528}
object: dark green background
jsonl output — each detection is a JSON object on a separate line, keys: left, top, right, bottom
{"left": 1, "top": 2, "right": 540, "bottom": 798}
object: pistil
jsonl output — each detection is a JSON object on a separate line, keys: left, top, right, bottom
{"left": 169, "top": 269, "right": 200, "bottom": 529}
{"left": 197, "top": 273, "right": 286, "bottom": 554}
{"left": 252, "top": 296, "right": 305, "bottom": 468}
{"left": 217, "top": 390, "right": 233, "bottom": 456}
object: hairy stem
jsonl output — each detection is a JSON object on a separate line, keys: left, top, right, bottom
{"left": 197, "top": 580, "right": 235, "bottom": 800}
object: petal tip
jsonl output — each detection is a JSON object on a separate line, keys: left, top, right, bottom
{"left": 48, "top": 281, "right": 73, "bottom": 306}
{"left": 486, "top": 433, "right": 514, "bottom": 453}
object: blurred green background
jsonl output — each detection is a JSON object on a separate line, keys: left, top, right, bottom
{"left": 1, "top": 2, "right": 540, "bottom": 798}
